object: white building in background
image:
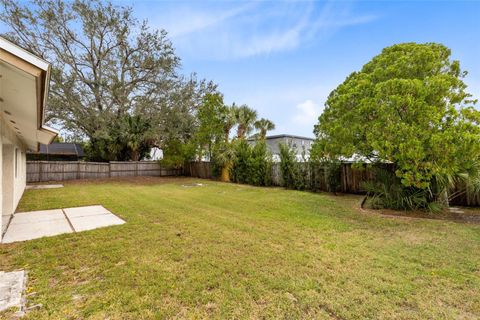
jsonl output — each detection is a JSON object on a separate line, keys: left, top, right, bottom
{"left": 148, "top": 147, "right": 163, "bottom": 161}
{"left": 0, "top": 37, "right": 57, "bottom": 240}
{"left": 248, "top": 134, "right": 315, "bottom": 162}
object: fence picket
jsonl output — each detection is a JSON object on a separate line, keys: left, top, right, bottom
{"left": 26, "top": 161, "right": 182, "bottom": 182}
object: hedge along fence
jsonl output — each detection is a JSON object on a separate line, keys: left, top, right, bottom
{"left": 269, "top": 162, "right": 383, "bottom": 193}
{"left": 26, "top": 161, "right": 182, "bottom": 182}
{"left": 187, "top": 161, "right": 478, "bottom": 206}
{"left": 27, "top": 160, "right": 478, "bottom": 206}
{"left": 188, "top": 161, "right": 379, "bottom": 194}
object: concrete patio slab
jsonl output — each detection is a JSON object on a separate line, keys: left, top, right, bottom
{"left": 69, "top": 213, "right": 125, "bottom": 232}
{"left": 2, "top": 217, "right": 73, "bottom": 243}
{"left": 1, "top": 206, "right": 125, "bottom": 244}
{"left": 25, "top": 184, "right": 64, "bottom": 190}
{"left": 63, "top": 205, "right": 111, "bottom": 218}
{"left": 9, "top": 209, "right": 65, "bottom": 225}
{"left": 0, "top": 270, "right": 27, "bottom": 314}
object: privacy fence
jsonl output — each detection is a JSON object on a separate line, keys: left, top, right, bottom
{"left": 186, "top": 161, "right": 476, "bottom": 206}
{"left": 187, "top": 161, "right": 377, "bottom": 194}
{"left": 27, "top": 160, "right": 476, "bottom": 206}
{"left": 26, "top": 161, "right": 182, "bottom": 182}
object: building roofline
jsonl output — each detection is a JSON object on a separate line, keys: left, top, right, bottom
{"left": 0, "top": 37, "right": 50, "bottom": 71}
{"left": 261, "top": 134, "right": 315, "bottom": 141}
{"left": 0, "top": 36, "right": 57, "bottom": 150}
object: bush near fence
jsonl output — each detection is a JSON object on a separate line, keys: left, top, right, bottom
{"left": 27, "top": 161, "right": 182, "bottom": 182}
{"left": 188, "top": 161, "right": 377, "bottom": 194}
{"left": 186, "top": 161, "right": 477, "bottom": 206}
{"left": 27, "top": 160, "right": 478, "bottom": 206}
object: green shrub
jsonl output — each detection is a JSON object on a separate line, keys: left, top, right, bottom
{"left": 231, "top": 140, "right": 272, "bottom": 186}
{"left": 323, "top": 160, "right": 342, "bottom": 193}
{"left": 279, "top": 143, "right": 298, "bottom": 188}
{"left": 231, "top": 140, "right": 251, "bottom": 183}
{"left": 362, "top": 168, "right": 438, "bottom": 211}
{"left": 247, "top": 142, "right": 273, "bottom": 186}
{"left": 160, "top": 140, "right": 196, "bottom": 169}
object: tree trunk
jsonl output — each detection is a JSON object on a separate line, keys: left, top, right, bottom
{"left": 220, "top": 162, "right": 231, "bottom": 182}
{"left": 438, "top": 189, "right": 450, "bottom": 208}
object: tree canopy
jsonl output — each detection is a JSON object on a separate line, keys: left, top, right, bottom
{"left": 0, "top": 0, "right": 215, "bottom": 161}
{"left": 313, "top": 42, "right": 480, "bottom": 192}
{"left": 234, "top": 105, "right": 258, "bottom": 139}
{"left": 254, "top": 118, "right": 276, "bottom": 140}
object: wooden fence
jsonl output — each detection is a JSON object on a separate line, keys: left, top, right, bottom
{"left": 184, "top": 161, "right": 213, "bottom": 179}
{"left": 188, "top": 161, "right": 378, "bottom": 194}
{"left": 27, "top": 161, "right": 182, "bottom": 182}
{"left": 27, "top": 160, "right": 479, "bottom": 206}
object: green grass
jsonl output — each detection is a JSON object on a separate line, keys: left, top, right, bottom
{"left": 1, "top": 177, "right": 479, "bottom": 319}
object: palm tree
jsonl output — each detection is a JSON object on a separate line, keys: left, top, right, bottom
{"left": 434, "top": 160, "right": 480, "bottom": 207}
{"left": 223, "top": 104, "right": 238, "bottom": 143}
{"left": 254, "top": 118, "right": 275, "bottom": 140}
{"left": 214, "top": 141, "right": 237, "bottom": 182}
{"left": 234, "top": 105, "right": 257, "bottom": 139}
{"left": 123, "top": 114, "right": 153, "bottom": 161}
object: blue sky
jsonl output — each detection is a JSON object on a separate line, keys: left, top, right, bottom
{"left": 3, "top": 1, "right": 478, "bottom": 138}
{"left": 126, "top": 0, "right": 480, "bottom": 138}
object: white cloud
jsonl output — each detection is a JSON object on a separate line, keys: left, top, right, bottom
{"left": 223, "top": 83, "right": 333, "bottom": 137}
{"left": 293, "top": 100, "right": 323, "bottom": 127}
{"left": 160, "top": 4, "right": 253, "bottom": 38}
{"left": 144, "top": 1, "right": 377, "bottom": 60}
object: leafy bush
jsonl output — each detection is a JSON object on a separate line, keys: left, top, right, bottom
{"left": 323, "top": 160, "right": 342, "bottom": 193}
{"left": 160, "top": 140, "right": 196, "bottom": 169}
{"left": 230, "top": 140, "right": 272, "bottom": 186}
{"left": 279, "top": 143, "right": 298, "bottom": 189}
{"left": 231, "top": 140, "right": 251, "bottom": 183}
{"left": 247, "top": 142, "right": 273, "bottom": 186}
{"left": 362, "top": 168, "right": 439, "bottom": 211}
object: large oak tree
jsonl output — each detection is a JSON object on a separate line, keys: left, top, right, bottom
{"left": 0, "top": 0, "right": 215, "bottom": 161}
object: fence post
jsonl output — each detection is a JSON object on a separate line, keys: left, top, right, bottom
{"left": 39, "top": 161, "right": 43, "bottom": 182}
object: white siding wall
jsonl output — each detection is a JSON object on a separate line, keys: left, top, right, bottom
{"left": 1, "top": 117, "right": 27, "bottom": 239}
{"left": 13, "top": 148, "right": 26, "bottom": 210}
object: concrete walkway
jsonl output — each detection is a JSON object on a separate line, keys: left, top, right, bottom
{"left": 0, "top": 270, "right": 27, "bottom": 314}
{"left": 25, "top": 184, "right": 64, "bottom": 190}
{"left": 1, "top": 205, "right": 125, "bottom": 244}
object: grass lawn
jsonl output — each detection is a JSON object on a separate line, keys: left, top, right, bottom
{"left": 1, "top": 177, "right": 479, "bottom": 319}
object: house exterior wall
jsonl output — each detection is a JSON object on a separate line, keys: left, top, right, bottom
{"left": 0, "top": 37, "right": 56, "bottom": 242}
{"left": 249, "top": 135, "right": 315, "bottom": 161}
{"left": 264, "top": 136, "right": 314, "bottom": 156}
{"left": 1, "top": 117, "right": 27, "bottom": 238}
